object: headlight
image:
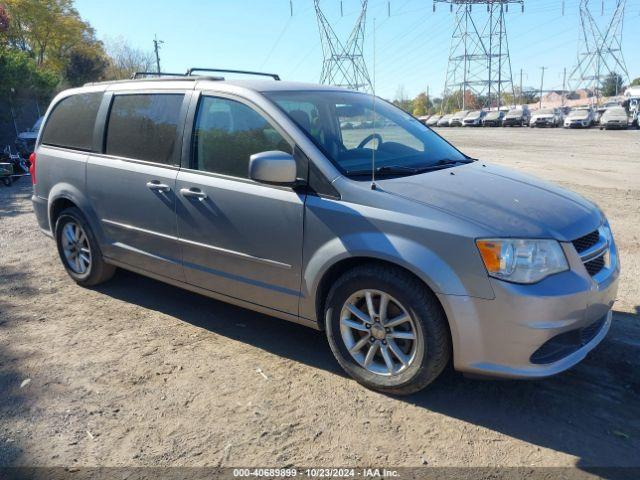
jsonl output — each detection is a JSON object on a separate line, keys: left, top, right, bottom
{"left": 476, "top": 238, "right": 569, "bottom": 284}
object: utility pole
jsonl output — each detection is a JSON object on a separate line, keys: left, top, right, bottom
{"left": 153, "top": 35, "right": 164, "bottom": 74}
{"left": 426, "top": 85, "right": 430, "bottom": 113}
{"left": 562, "top": 67, "right": 567, "bottom": 105}
{"left": 519, "top": 68, "right": 523, "bottom": 106}
{"left": 539, "top": 66, "right": 547, "bottom": 109}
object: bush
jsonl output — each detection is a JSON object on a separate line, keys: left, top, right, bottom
{"left": 0, "top": 49, "right": 59, "bottom": 101}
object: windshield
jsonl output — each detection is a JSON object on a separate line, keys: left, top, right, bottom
{"left": 485, "top": 111, "right": 501, "bottom": 119}
{"left": 507, "top": 109, "right": 523, "bottom": 117}
{"left": 569, "top": 109, "right": 589, "bottom": 118}
{"left": 265, "top": 91, "right": 467, "bottom": 176}
{"left": 467, "top": 111, "right": 482, "bottom": 118}
{"left": 536, "top": 109, "right": 554, "bottom": 115}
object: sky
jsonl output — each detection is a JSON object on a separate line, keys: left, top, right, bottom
{"left": 75, "top": 0, "right": 640, "bottom": 100}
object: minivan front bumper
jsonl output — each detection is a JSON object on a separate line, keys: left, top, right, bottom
{"left": 438, "top": 239, "right": 620, "bottom": 379}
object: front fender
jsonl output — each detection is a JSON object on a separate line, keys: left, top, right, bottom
{"left": 299, "top": 232, "right": 494, "bottom": 322}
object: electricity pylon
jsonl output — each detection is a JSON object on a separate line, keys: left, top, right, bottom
{"left": 435, "top": 0, "right": 523, "bottom": 110}
{"left": 314, "top": 0, "right": 372, "bottom": 92}
{"left": 569, "top": 0, "right": 628, "bottom": 98}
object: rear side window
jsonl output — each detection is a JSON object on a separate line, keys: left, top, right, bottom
{"left": 106, "top": 94, "right": 184, "bottom": 165}
{"left": 41, "top": 93, "right": 103, "bottom": 151}
{"left": 192, "top": 96, "right": 291, "bottom": 178}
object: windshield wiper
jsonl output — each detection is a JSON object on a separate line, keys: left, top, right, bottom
{"left": 346, "top": 165, "right": 420, "bottom": 176}
{"left": 411, "top": 158, "right": 474, "bottom": 172}
{"left": 346, "top": 159, "right": 474, "bottom": 177}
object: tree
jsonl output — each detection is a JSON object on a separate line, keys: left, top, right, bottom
{"left": 439, "top": 90, "right": 481, "bottom": 113}
{"left": 0, "top": 5, "right": 9, "bottom": 35}
{"left": 429, "top": 97, "right": 442, "bottom": 115}
{"left": 502, "top": 87, "right": 538, "bottom": 107}
{"left": 601, "top": 72, "right": 624, "bottom": 97}
{"left": 631, "top": 77, "right": 640, "bottom": 87}
{"left": 392, "top": 85, "right": 413, "bottom": 113}
{"left": 64, "top": 46, "right": 107, "bottom": 86}
{"left": 104, "top": 37, "right": 155, "bottom": 80}
{"left": 3, "top": 0, "right": 106, "bottom": 72}
{"left": 411, "top": 92, "right": 432, "bottom": 117}
{"left": 0, "top": 48, "right": 58, "bottom": 99}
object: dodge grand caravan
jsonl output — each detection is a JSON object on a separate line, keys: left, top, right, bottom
{"left": 31, "top": 70, "right": 620, "bottom": 395}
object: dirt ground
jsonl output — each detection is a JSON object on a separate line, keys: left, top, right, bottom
{"left": 0, "top": 128, "right": 639, "bottom": 470}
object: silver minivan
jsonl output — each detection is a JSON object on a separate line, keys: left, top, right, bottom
{"left": 31, "top": 71, "right": 620, "bottom": 394}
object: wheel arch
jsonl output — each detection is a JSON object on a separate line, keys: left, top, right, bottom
{"left": 48, "top": 183, "right": 104, "bottom": 242}
{"left": 315, "top": 255, "right": 437, "bottom": 330}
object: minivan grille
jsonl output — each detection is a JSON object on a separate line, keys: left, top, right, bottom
{"left": 571, "top": 228, "right": 608, "bottom": 278}
{"left": 585, "top": 256, "right": 605, "bottom": 276}
{"left": 572, "top": 230, "right": 600, "bottom": 253}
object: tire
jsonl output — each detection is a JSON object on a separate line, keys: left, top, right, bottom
{"left": 324, "top": 264, "right": 451, "bottom": 395}
{"left": 54, "top": 207, "right": 116, "bottom": 287}
{"left": 2, "top": 177, "right": 12, "bottom": 187}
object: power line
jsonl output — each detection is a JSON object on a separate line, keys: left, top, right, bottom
{"left": 314, "top": 0, "right": 372, "bottom": 91}
{"left": 569, "top": 0, "right": 629, "bottom": 100}
{"left": 435, "top": 1, "right": 524, "bottom": 109}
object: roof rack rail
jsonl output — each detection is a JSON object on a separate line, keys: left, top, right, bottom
{"left": 186, "top": 68, "right": 280, "bottom": 81}
{"left": 132, "top": 71, "right": 188, "bottom": 79}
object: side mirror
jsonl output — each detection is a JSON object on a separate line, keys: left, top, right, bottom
{"left": 249, "top": 151, "right": 297, "bottom": 186}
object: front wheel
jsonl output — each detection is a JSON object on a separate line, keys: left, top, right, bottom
{"left": 324, "top": 265, "right": 451, "bottom": 395}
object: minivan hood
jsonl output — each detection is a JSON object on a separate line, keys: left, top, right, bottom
{"left": 377, "top": 162, "right": 601, "bottom": 241}
{"left": 602, "top": 113, "right": 628, "bottom": 121}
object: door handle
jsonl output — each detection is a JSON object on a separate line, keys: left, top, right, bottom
{"left": 180, "top": 188, "right": 207, "bottom": 200}
{"left": 146, "top": 181, "right": 171, "bottom": 192}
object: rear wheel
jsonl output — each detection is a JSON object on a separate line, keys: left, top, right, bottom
{"left": 324, "top": 264, "right": 451, "bottom": 395}
{"left": 55, "top": 207, "right": 115, "bottom": 287}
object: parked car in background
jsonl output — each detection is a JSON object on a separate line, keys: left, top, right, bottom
{"left": 482, "top": 110, "right": 505, "bottom": 127}
{"left": 15, "top": 116, "right": 44, "bottom": 158}
{"left": 418, "top": 115, "right": 431, "bottom": 126}
{"left": 426, "top": 114, "right": 442, "bottom": 127}
{"left": 599, "top": 106, "right": 629, "bottom": 130}
{"left": 449, "top": 110, "right": 470, "bottom": 127}
{"left": 530, "top": 108, "right": 564, "bottom": 128}
{"left": 31, "top": 72, "right": 620, "bottom": 395}
{"left": 564, "top": 108, "right": 594, "bottom": 128}
{"left": 503, "top": 107, "right": 530, "bottom": 127}
{"left": 437, "top": 113, "right": 454, "bottom": 127}
{"left": 463, "top": 110, "right": 486, "bottom": 127}
{"left": 593, "top": 107, "right": 608, "bottom": 126}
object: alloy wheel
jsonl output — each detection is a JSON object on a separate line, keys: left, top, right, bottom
{"left": 339, "top": 289, "right": 419, "bottom": 376}
{"left": 61, "top": 221, "right": 91, "bottom": 275}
